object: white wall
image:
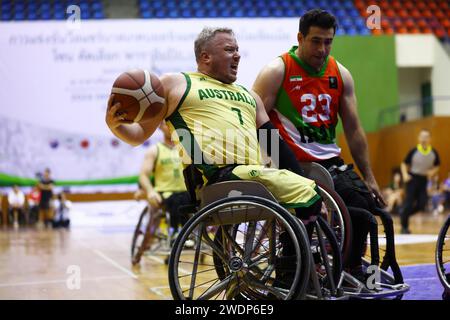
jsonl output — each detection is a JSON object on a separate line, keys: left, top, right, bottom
{"left": 397, "top": 67, "right": 431, "bottom": 120}
{"left": 396, "top": 35, "right": 450, "bottom": 117}
{"left": 431, "top": 36, "right": 450, "bottom": 115}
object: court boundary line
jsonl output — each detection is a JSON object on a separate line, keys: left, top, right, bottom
{"left": 76, "top": 239, "right": 138, "bottom": 279}
{"left": 92, "top": 249, "right": 138, "bottom": 279}
{"left": 0, "top": 275, "right": 132, "bottom": 288}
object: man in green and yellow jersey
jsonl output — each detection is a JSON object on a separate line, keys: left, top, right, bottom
{"left": 106, "top": 27, "right": 322, "bottom": 228}
{"left": 138, "top": 121, "right": 190, "bottom": 235}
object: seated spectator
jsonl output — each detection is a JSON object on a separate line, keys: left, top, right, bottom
{"left": 52, "top": 192, "right": 71, "bottom": 229}
{"left": 442, "top": 172, "right": 450, "bottom": 210}
{"left": 0, "top": 191, "right": 4, "bottom": 225}
{"left": 7, "top": 185, "right": 26, "bottom": 228}
{"left": 428, "top": 175, "right": 445, "bottom": 216}
{"left": 27, "top": 185, "right": 41, "bottom": 225}
{"left": 383, "top": 169, "right": 404, "bottom": 214}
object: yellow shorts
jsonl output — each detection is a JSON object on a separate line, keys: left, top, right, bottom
{"left": 230, "top": 165, "right": 320, "bottom": 209}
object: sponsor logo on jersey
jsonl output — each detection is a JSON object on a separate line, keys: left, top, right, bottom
{"left": 290, "top": 85, "right": 302, "bottom": 92}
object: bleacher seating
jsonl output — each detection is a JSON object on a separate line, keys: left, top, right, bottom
{"left": 136, "top": 0, "right": 378, "bottom": 36}
{"left": 0, "top": 0, "right": 448, "bottom": 41}
{"left": 0, "top": 0, "right": 105, "bottom": 21}
{"left": 355, "top": 0, "right": 450, "bottom": 40}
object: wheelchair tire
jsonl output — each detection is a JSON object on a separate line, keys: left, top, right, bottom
{"left": 168, "top": 196, "right": 311, "bottom": 300}
{"left": 316, "top": 182, "right": 352, "bottom": 267}
{"left": 312, "top": 215, "right": 343, "bottom": 296}
{"left": 131, "top": 206, "right": 163, "bottom": 265}
{"left": 436, "top": 215, "right": 450, "bottom": 294}
{"left": 131, "top": 206, "right": 150, "bottom": 265}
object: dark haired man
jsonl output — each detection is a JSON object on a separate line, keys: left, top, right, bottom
{"left": 253, "top": 9, "right": 385, "bottom": 279}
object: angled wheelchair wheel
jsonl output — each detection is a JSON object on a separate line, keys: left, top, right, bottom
{"left": 364, "top": 208, "right": 405, "bottom": 284}
{"left": 168, "top": 196, "right": 311, "bottom": 300}
{"left": 344, "top": 207, "right": 409, "bottom": 299}
{"left": 316, "top": 182, "right": 352, "bottom": 267}
{"left": 131, "top": 206, "right": 163, "bottom": 265}
{"left": 308, "top": 216, "right": 343, "bottom": 299}
{"left": 436, "top": 215, "right": 450, "bottom": 298}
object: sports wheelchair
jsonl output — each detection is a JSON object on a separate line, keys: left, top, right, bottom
{"left": 131, "top": 205, "right": 174, "bottom": 265}
{"left": 167, "top": 164, "right": 409, "bottom": 300}
{"left": 435, "top": 214, "right": 450, "bottom": 300}
{"left": 168, "top": 165, "right": 345, "bottom": 300}
{"left": 302, "top": 162, "right": 409, "bottom": 299}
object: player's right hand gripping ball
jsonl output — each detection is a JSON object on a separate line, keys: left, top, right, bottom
{"left": 111, "top": 69, "right": 166, "bottom": 123}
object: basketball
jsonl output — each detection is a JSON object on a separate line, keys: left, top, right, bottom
{"left": 110, "top": 69, "right": 166, "bottom": 123}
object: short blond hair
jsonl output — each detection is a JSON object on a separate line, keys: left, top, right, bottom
{"left": 194, "top": 27, "right": 234, "bottom": 62}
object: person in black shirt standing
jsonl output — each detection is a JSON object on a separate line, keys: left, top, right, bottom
{"left": 38, "top": 168, "right": 55, "bottom": 228}
{"left": 400, "top": 129, "right": 440, "bottom": 234}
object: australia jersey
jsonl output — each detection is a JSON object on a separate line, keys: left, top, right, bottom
{"left": 270, "top": 46, "right": 344, "bottom": 162}
{"left": 153, "top": 142, "right": 186, "bottom": 194}
{"left": 166, "top": 72, "right": 262, "bottom": 180}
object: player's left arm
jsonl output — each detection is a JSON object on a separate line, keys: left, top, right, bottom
{"left": 338, "top": 63, "right": 386, "bottom": 206}
{"left": 251, "top": 90, "right": 305, "bottom": 176}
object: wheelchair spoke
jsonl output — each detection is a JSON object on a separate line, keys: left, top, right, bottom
{"left": 178, "top": 267, "right": 217, "bottom": 278}
{"left": 225, "top": 274, "right": 243, "bottom": 300}
{"left": 221, "top": 227, "right": 245, "bottom": 257}
{"left": 178, "top": 260, "right": 224, "bottom": 267}
{"left": 255, "top": 220, "right": 273, "bottom": 248}
{"left": 195, "top": 228, "right": 229, "bottom": 264}
{"left": 212, "top": 212, "right": 246, "bottom": 257}
{"left": 187, "top": 222, "right": 206, "bottom": 299}
{"left": 244, "top": 272, "right": 289, "bottom": 300}
{"left": 250, "top": 220, "right": 277, "bottom": 258}
{"left": 244, "top": 221, "right": 257, "bottom": 262}
{"left": 236, "top": 226, "right": 271, "bottom": 254}
{"left": 196, "top": 274, "right": 236, "bottom": 300}
{"left": 183, "top": 277, "right": 221, "bottom": 297}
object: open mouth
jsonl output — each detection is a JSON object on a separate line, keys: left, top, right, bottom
{"left": 231, "top": 65, "right": 238, "bottom": 72}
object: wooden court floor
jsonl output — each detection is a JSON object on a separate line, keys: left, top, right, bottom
{"left": 0, "top": 210, "right": 448, "bottom": 300}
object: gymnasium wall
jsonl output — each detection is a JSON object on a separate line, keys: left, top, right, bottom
{"left": 0, "top": 19, "right": 421, "bottom": 188}
{"left": 396, "top": 35, "right": 450, "bottom": 117}
{"left": 330, "top": 35, "right": 399, "bottom": 132}
{"left": 338, "top": 116, "right": 450, "bottom": 188}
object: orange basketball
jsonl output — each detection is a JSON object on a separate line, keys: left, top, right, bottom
{"left": 111, "top": 69, "right": 166, "bottom": 123}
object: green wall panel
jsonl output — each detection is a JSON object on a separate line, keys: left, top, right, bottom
{"left": 331, "top": 35, "right": 398, "bottom": 132}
